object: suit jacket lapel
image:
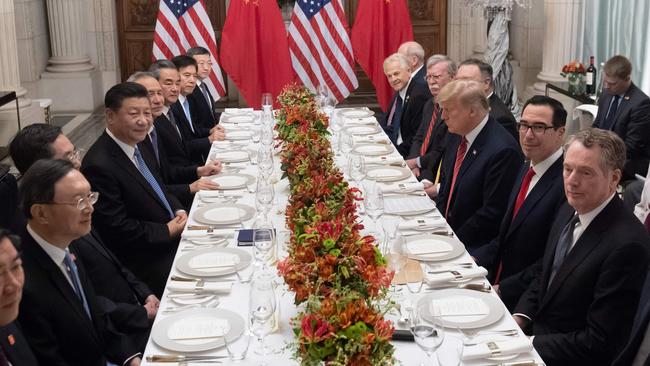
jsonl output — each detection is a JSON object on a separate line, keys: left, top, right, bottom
{"left": 612, "top": 89, "right": 634, "bottom": 130}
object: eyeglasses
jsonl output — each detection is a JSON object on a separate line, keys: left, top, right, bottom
{"left": 424, "top": 74, "right": 446, "bottom": 82}
{"left": 517, "top": 122, "right": 556, "bottom": 135}
{"left": 46, "top": 192, "right": 99, "bottom": 211}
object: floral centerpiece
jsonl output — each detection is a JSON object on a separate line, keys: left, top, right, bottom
{"left": 561, "top": 60, "right": 587, "bottom": 95}
{"left": 275, "top": 84, "right": 395, "bottom": 366}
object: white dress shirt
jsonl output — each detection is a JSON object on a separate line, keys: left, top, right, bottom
{"left": 105, "top": 128, "right": 137, "bottom": 168}
{"left": 525, "top": 148, "right": 564, "bottom": 197}
{"left": 27, "top": 224, "right": 74, "bottom": 288}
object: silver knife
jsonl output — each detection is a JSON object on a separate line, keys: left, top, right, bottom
{"left": 146, "top": 354, "right": 227, "bottom": 362}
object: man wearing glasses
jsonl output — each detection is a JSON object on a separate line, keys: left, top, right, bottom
{"left": 474, "top": 95, "right": 568, "bottom": 310}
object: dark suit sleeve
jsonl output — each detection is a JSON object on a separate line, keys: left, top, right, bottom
{"left": 456, "top": 147, "right": 521, "bottom": 247}
{"left": 499, "top": 259, "right": 543, "bottom": 311}
{"left": 623, "top": 97, "right": 650, "bottom": 160}
{"left": 96, "top": 296, "right": 150, "bottom": 334}
{"left": 531, "top": 241, "right": 649, "bottom": 363}
{"left": 19, "top": 298, "right": 72, "bottom": 366}
{"left": 82, "top": 164, "right": 172, "bottom": 248}
{"left": 408, "top": 115, "right": 428, "bottom": 158}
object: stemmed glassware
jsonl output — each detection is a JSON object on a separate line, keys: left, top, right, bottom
{"left": 363, "top": 181, "right": 384, "bottom": 234}
{"left": 257, "top": 147, "right": 274, "bottom": 179}
{"left": 252, "top": 227, "right": 275, "bottom": 270}
{"left": 261, "top": 93, "right": 273, "bottom": 112}
{"left": 256, "top": 178, "right": 275, "bottom": 215}
{"left": 410, "top": 299, "right": 445, "bottom": 366}
{"left": 348, "top": 154, "right": 366, "bottom": 187}
{"left": 386, "top": 233, "right": 407, "bottom": 295}
{"left": 340, "top": 132, "right": 354, "bottom": 155}
{"left": 249, "top": 273, "right": 276, "bottom": 359}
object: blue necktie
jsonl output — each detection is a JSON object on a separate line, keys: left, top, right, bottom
{"left": 182, "top": 98, "right": 195, "bottom": 133}
{"left": 388, "top": 95, "right": 403, "bottom": 144}
{"left": 134, "top": 147, "right": 175, "bottom": 219}
{"left": 602, "top": 95, "right": 621, "bottom": 130}
{"left": 63, "top": 251, "right": 92, "bottom": 319}
{"left": 149, "top": 128, "right": 160, "bottom": 164}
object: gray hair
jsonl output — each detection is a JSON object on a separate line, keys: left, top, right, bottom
{"left": 564, "top": 128, "right": 626, "bottom": 173}
{"left": 383, "top": 53, "right": 411, "bottom": 72}
{"left": 148, "top": 59, "right": 177, "bottom": 80}
{"left": 426, "top": 54, "right": 457, "bottom": 78}
{"left": 438, "top": 79, "right": 490, "bottom": 112}
{"left": 126, "top": 71, "right": 157, "bottom": 83}
{"left": 398, "top": 41, "right": 425, "bottom": 64}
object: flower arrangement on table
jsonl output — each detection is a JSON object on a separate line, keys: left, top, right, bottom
{"left": 275, "top": 84, "right": 395, "bottom": 366}
{"left": 561, "top": 60, "right": 587, "bottom": 95}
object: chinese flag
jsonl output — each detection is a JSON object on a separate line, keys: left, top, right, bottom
{"left": 220, "top": 0, "right": 294, "bottom": 108}
{"left": 351, "top": 0, "right": 414, "bottom": 111}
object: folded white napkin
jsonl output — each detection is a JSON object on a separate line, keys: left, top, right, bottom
{"left": 364, "top": 156, "right": 403, "bottom": 165}
{"left": 342, "top": 116, "right": 376, "bottom": 125}
{"left": 425, "top": 267, "right": 488, "bottom": 286}
{"left": 353, "top": 135, "right": 390, "bottom": 144}
{"left": 167, "top": 281, "right": 232, "bottom": 294}
{"left": 380, "top": 181, "right": 424, "bottom": 193}
{"left": 198, "top": 190, "right": 245, "bottom": 198}
{"left": 462, "top": 337, "right": 533, "bottom": 361}
{"left": 223, "top": 108, "right": 254, "bottom": 115}
{"left": 399, "top": 217, "right": 446, "bottom": 231}
{"left": 181, "top": 229, "right": 234, "bottom": 239}
{"left": 212, "top": 141, "right": 247, "bottom": 149}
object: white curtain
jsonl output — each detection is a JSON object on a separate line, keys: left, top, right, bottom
{"left": 582, "top": 0, "right": 650, "bottom": 93}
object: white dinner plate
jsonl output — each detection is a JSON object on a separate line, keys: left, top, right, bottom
{"left": 405, "top": 234, "right": 465, "bottom": 262}
{"left": 192, "top": 203, "right": 255, "bottom": 225}
{"left": 421, "top": 288, "right": 504, "bottom": 329}
{"left": 225, "top": 130, "right": 253, "bottom": 141}
{"left": 151, "top": 308, "right": 245, "bottom": 352}
{"left": 221, "top": 114, "right": 255, "bottom": 124}
{"left": 176, "top": 247, "right": 252, "bottom": 277}
{"left": 339, "top": 109, "right": 375, "bottom": 118}
{"left": 366, "top": 166, "right": 412, "bottom": 182}
{"left": 344, "top": 125, "right": 382, "bottom": 136}
{"left": 210, "top": 173, "right": 254, "bottom": 190}
{"left": 352, "top": 144, "right": 394, "bottom": 156}
{"left": 212, "top": 150, "right": 250, "bottom": 163}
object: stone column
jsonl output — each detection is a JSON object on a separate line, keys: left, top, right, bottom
{"left": 44, "top": 0, "right": 94, "bottom": 72}
{"left": 0, "top": 0, "right": 30, "bottom": 105}
{"left": 534, "top": 0, "right": 582, "bottom": 91}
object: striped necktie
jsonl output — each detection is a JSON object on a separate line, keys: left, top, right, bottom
{"left": 134, "top": 147, "right": 174, "bottom": 219}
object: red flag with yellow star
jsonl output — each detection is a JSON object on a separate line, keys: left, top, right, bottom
{"left": 220, "top": 0, "right": 294, "bottom": 108}
{"left": 351, "top": 0, "right": 414, "bottom": 111}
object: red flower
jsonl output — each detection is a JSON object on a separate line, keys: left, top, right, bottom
{"left": 301, "top": 314, "right": 333, "bottom": 343}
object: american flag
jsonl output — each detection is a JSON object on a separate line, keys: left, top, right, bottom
{"left": 288, "top": 0, "right": 358, "bottom": 102}
{"left": 153, "top": 0, "right": 226, "bottom": 99}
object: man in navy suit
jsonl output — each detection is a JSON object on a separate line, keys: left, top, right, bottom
{"left": 0, "top": 229, "right": 38, "bottom": 366}
{"left": 593, "top": 55, "right": 650, "bottom": 181}
{"left": 434, "top": 79, "right": 522, "bottom": 252}
{"left": 612, "top": 271, "right": 650, "bottom": 366}
{"left": 379, "top": 53, "right": 430, "bottom": 157}
{"left": 514, "top": 129, "right": 650, "bottom": 366}
{"left": 187, "top": 46, "right": 221, "bottom": 129}
{"left": 397, "top": 41, "right": 427, "bottom": 90}
{"left": 473, "top": 95, "right": 567, "bottom": 310}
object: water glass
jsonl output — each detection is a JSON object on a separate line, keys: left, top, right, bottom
{"left": 382, "top": 216, "right": 400, "bottom": 240}
{"left": 340, "top": 132, "right": 353, "bottom": 154}
{"left": 257, "top": 147, "right": 274, "bottom": 178}
{"left": 410, "top": 299, "right": 445, "bottom": 365}
{"left": 249, "top": 273, "right": 276, "bottom": 356}
{"left": 405, "top": 263, "right": 423, "bottom": 294}
{"left": 261, "top": 93, "right": 273, "bottom": 111}
{"left": 253, "top": 227, "right": 275, "bottom": 269}
{"left": 363, "top": 182, "right": 384, "bottom": 231}
{"left": 225, "top": 333, "right": 251, "bottom": 361}
{"left": 437, "top": 336, "right": 463, "bottom": 366}
{"left": 348, "top": 154, "right": 366, "bottom": 185}
{"left": 256, "top": 178, "right": 275, "bottom": 214}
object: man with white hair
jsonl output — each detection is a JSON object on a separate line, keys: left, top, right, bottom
{"left": 397, "top": 41, "right": 427, "bottom": 88}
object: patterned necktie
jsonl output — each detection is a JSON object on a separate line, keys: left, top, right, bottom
{"left": 200, "top": 83, "right": 213, "bottom": 112}
{"left": 603, "top": 95, "right": 621, "bottom": 130}
{"left": 63, "top": 251, "right": 92, "bottom": 319}
{"left": 148, "top": 128, "right": 160, "bottom": 164}
{"left": 548, "top": 214, "right": 580, "bottom": 287}
{"left": 134, "top": 147, "right": 174, "bottom": 219}
{"left": 167, "top": 110, "right": 182, "bottom": 139}
{"left": 512, "top": 167, "right": 536, "bottom": 220}
{"left": 445, "top": 137, "right": 468, "bottom": 218}
{"left": 181, "top": 98, "right": 195, "bottom": 133}
{"left": 420, "top": 103, "right": 440, "bottom": 156}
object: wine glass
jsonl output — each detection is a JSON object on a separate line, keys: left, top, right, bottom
{"left": 256, "top": 178, "right": 275, "bottom": 215}
{"left": 322, "top": 95, "right": 336, "bottom": 118}
{"left": 249, "top": 273, "right": 276, "bottom": 358}
{"left": 348, "top": 154, "right": 366, "bottom": 187}
{"left": 261, "top": 93, "right": 273, "bottom": 112}
{"left": 257, "top": 147, "right": 274, "bottom": 178}
{"left": 363, "top": 182, "right": 384, "bottom": 234}
{"left": 253, "top": 227, "right": 275, "bottom": 270}
{"left": 386, "top": 233, "right": 407, "bottom": 295}
{"left": 261, "top": 125, "right": 273, "bottom": 148}
{"left": 340, "top": 131, "right": 354, "bottom": 155}
{"left": 410, "top": 298, "right": 445, "bottom": 366}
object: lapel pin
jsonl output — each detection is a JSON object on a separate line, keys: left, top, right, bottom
{"left": 472, "top": 150, "right": 477, "bottom": 155}
{"left": 624, "top": 95, "right": 630, "bottom": 100}
{"left": 8, "top": 334, "right": 15, "bottom": 346}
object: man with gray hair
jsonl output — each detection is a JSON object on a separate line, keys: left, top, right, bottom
{"left": 514, "top": 128, "right": 650, "bottom": 366}
{"left": 380, "top": 52, "right": 430, "bottom": 157}
{"left": 435, "top": 79, "right": 522, "bottom": 252}
{"left": 397, "top": 41, "right": 427, "bottom": 88}
{"left": 406, "top": 54, "right": 456, "bottom": 181}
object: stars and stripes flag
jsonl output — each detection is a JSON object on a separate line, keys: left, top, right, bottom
{"left": 153, "top": 0, "right": 226, "bottom": 99}
{"left": 289, "top": 0, "right": 358, "bottom": 102}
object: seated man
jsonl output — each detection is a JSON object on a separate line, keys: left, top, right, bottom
{"left": 186, "top": 46, "right": 221, "bottom": 128}
{"left": 0, "top": 229, "right": 38, "bottom": 366}
{"left": 10, "top": 122, "right": 158, "bottom": 344}
{"left": 434, "top": 79, "right": 522, "bottom": 252}
{"left": 82, "top": 82, "right": 187, "bottom": 296}
{"left": 514, "top": 129, "right": 650, "bottom": 366}
{"left": 612, "top": 270, "right": 650, "bottom": 366}
{"left": 18, "top": 159, "right": 141, "bottom": 366}
{"left": 593, "top": 55, "right": 650, "bottom": 181}
{"left": 379, "top": 53, "right": 430, "bottom": 157}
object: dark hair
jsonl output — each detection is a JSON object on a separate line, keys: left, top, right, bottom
{"left": 19, "top": 159, "right": 75, "bottom": 219}
{"left": 172, "top": 55, "right": 198, "bottom": 71}
{"left": 459, "top": 58, "right": 493, "bottom": 85}
{"left": 9, "top": 124, "right": 62, "bottom": 174}
{"left": 604, "top": 55, "right": 632, "bottom": 79}
{"left": 149, "top": 59, "right": 177, "bottom": 80}
{"left": 104, "top": 82, "right": 149, "bottom": 111}
{"left": 522, "top": 95, "right": 567, "bottom": 128}
{"left": 0, "top": 228, "right": 21, "bottom": 252}
{"left": 186, "top": 46, "right": 210, "bottom": 57}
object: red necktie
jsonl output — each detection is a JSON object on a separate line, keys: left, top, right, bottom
{"left": 420, "top": 103, "right": 440, "bottom": 156}
{"left": 445, "top": 137, "right": 468, "bottom": 218}
{"left": 511, "top": 167, "right": 536, "bottom": 221}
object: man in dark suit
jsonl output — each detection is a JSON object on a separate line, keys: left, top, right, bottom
{"left": 472, "top": 96, "right": 567, "bottom": 310}
{"left": 612, "top": 271, "right": 650, "bottom": 366}
{"left": 379, "top": 53, "right": 430, "bottom": 157}
{"left": 0, "top": 229, "right": 38, "bottom": 366}
{"left": 593, "top": 55, "right": 650, "bottom": 181}
{"left": 0, "top": 165, "right": 18, "bottom": 230}
{"left": 18, "top": 159, "right": 142, "bottom": 366}
{"left": 406, "top": 54, "right": 456, "bottom": 182}
{"left": 128, "top": 71, "right": 221, "bottom": 208}
{"left": 434, "top": 79, "right": 522, "bottom": 252}
{"left": 397, "top": 41, "right": 427, "bottom": 90}
{"left": 81, "top": 82, "right": 187, "bottom": 296}
{"left": 187, "top": 46, "right": 221, "bottom": 128}
{"left": 456, "top": 58, "right": 519, "bottom": 141}
{"left": 514, "top": 128, "right": 650, "bottom": 366}
{"left": 171, "top": 55, "right": 224, "bottom": 163}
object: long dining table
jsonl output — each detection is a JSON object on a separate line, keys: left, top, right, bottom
{"left": 141, "top": 108, "right": 545, "bottom": 366}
